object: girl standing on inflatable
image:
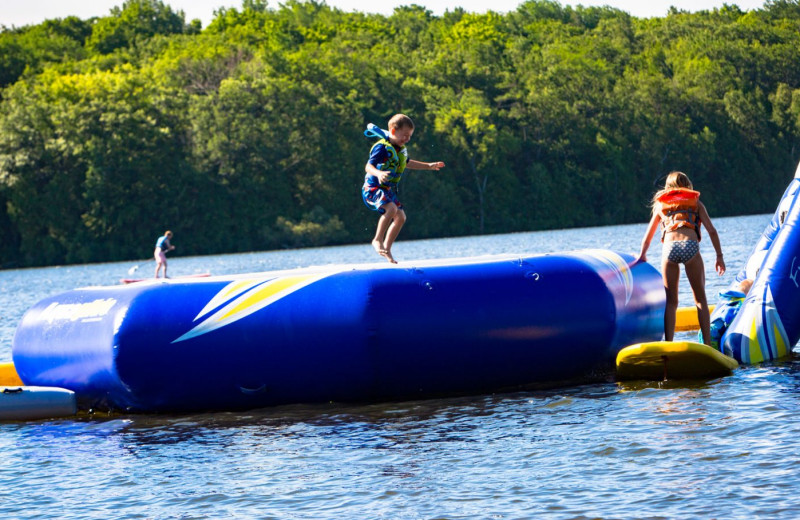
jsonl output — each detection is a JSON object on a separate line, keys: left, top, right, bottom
{"left": 637, "top": 171, "right": 726, "bottom": 345}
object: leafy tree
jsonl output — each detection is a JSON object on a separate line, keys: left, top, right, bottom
{"left": 87, "top": 0, "right": 186, "bottom": 54}
{"left": 0, "top": 17, "right": 91, "bottom": 90}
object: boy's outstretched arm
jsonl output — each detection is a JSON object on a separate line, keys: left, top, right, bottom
{"left": 407, "top": 160, "right": 445, "bottom": 170}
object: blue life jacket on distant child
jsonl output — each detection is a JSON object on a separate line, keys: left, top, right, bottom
{"left": 156, "top": 235, "right": 171, "bottom": 251}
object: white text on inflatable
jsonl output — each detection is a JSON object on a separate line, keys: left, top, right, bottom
{"left": 39, "top": 299, "right": 117, "bottom": 324}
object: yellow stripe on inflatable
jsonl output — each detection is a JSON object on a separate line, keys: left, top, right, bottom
{"left": 173, "top": 272, "right": 334, "bottom": 343}
{"left": 616, "top": 340, "right": 738, "bottom": 381}
{"left": 774, "top": 321, "right": 788, "bottom": 359}
{"left": 220, "top": 275, "right": 313, "bottom": 321}
{"left": 748, "top": 317, "right": 763, "bottom": 364}
{"left": 0, "top": 362, "right": 23, "bottom": 386}
{"left": 193, "top": 278, "right": 267, "bottom": 321}
{"left": 674, "top": 305, "right": 716, "bottom": 332}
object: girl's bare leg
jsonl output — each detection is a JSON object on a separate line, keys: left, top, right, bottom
{"left": 684, "top": 253, "right": 711, "bottom": 345}
{"left": 661, "top": 255, "right": 681, "bottom": 341}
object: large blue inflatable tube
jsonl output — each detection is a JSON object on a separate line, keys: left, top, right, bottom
{"left": 722, "top": 162, "right": 800, "bottom": 363}
{"left": 13, "top": 250, "right": 664, "bottom": 412}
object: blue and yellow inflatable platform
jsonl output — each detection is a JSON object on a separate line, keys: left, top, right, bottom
{"left": 12, "top": 250, "right": 665, "bottom": 412}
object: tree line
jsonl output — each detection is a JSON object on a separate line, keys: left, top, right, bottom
{"left": 1, "top": 0, "right": 799, "bottom": 267}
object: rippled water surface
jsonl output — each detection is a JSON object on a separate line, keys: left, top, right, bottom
{"left": 3, "top": 214, "right": 800, "bottom": 519}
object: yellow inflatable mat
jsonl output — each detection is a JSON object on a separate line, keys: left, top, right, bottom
{"left": 616, "top": 340, "right": 738, "bottom": 381}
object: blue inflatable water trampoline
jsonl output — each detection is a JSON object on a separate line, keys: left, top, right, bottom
{"left": 12, "top": 249, "right": 664, "bottom": 412}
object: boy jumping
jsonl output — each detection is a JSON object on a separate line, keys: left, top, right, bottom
{"left": 361, "top": 114, "right": 445, "bottom": 263}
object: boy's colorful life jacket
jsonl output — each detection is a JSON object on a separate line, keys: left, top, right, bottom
{"left": 658, "top": 188, "right": 701, "bottom": 241}
{"left": 364, "top": 123, "right": 407, "bottom": 187}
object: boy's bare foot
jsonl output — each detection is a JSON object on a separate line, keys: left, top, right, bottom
{"left": 381, "top": 249, "right": 398, "bottom": 264}
{"left": 371, "top": 239, "right": 398, "bottom": 263}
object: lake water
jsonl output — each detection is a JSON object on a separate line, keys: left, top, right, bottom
{"left": 2, "top": 214, "right": 800, "bottom": 519}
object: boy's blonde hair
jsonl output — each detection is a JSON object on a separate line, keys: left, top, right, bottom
{"left": 388, "top": 114, "right": 414, "bottom": 131}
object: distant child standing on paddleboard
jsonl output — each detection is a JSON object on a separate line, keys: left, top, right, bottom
{"left": 362, "top": 114, "right": 445, "bottom": 263}
{"left": 637, "top": 171, "right": 725, "bottom": 346}
{"left": 154, "top": 230, "right": 175, "bottom": 278}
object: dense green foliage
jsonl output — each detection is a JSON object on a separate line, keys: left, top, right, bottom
{"left": 1, "top": 0, "right": 800, "bottom": 267}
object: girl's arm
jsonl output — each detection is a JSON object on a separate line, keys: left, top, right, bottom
{"left": 406, "top": 159, "right": 445, "bottom": 170}
{"left": 698, "top": 201, "right": 725, "bottom": 275}
{"left": 637, "top": 210, "right": 661, "bottom": 263}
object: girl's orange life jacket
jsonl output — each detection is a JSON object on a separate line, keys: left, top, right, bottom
{"left": 657, "top": 188, "right": 701, "bottom": 242}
